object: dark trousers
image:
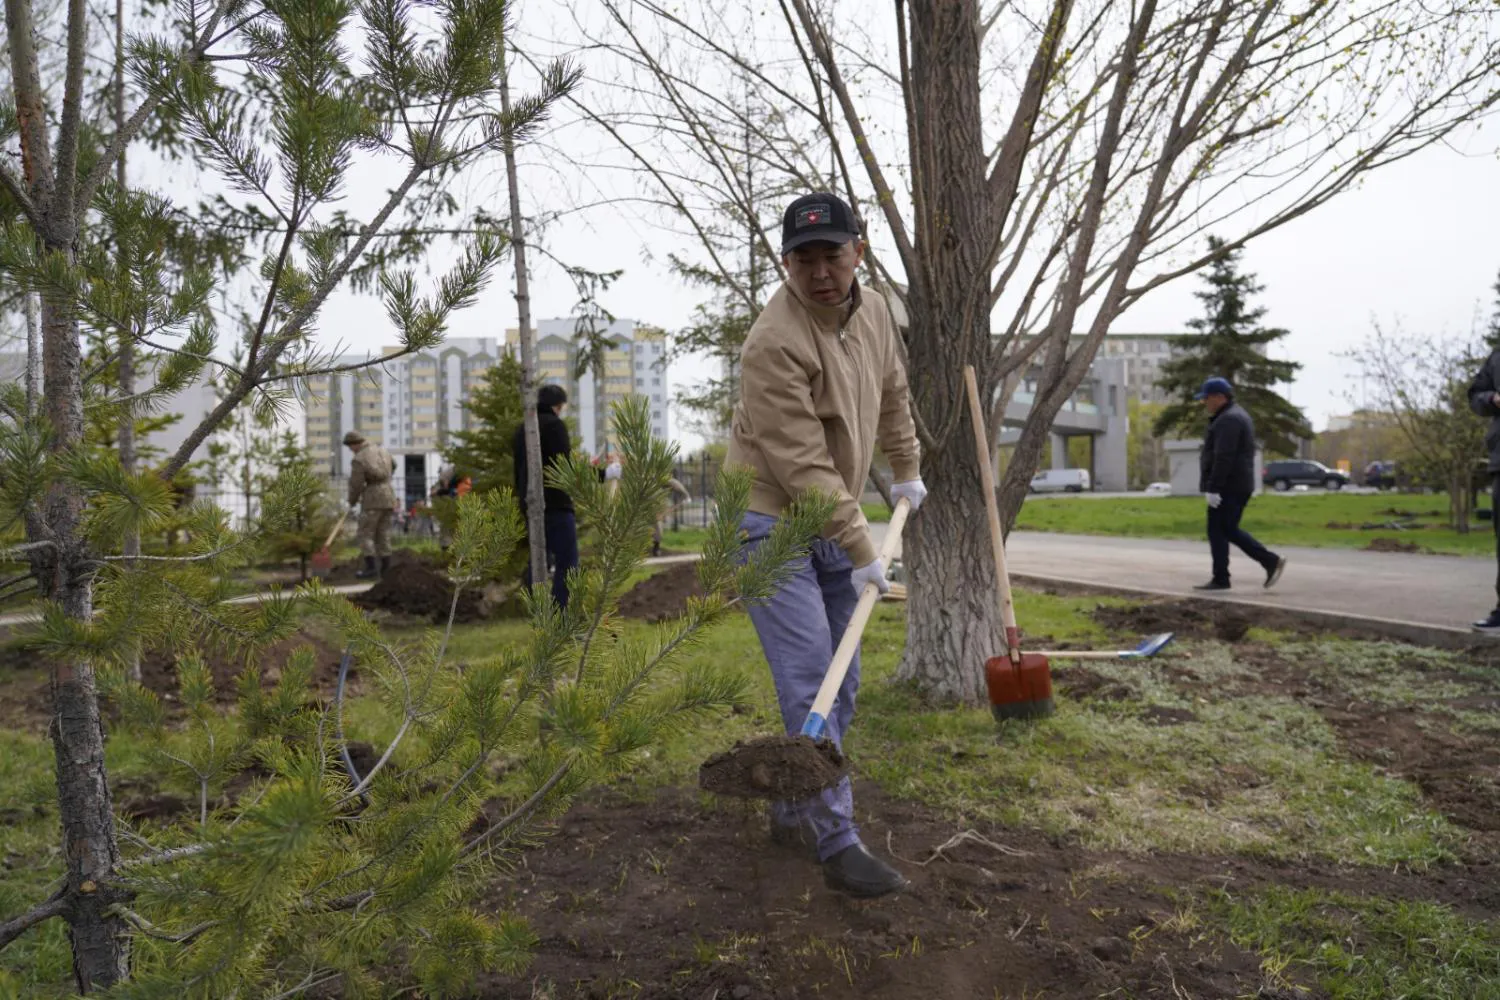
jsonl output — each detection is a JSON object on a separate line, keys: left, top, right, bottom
{"left": 1492, "top": 475, "right": 1500, "bottom": 606}
{"left": 522, "top": 509, "right": 579, "bottom": 609}
{"left": 1207, "top": 492, "right": 1276, "bottom": 584}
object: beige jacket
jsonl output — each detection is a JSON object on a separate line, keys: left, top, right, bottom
{"left": 727, "top": 280, "right": 920, "bottom": 567}
{"left": 349, "top": 443, "right": 397, "bottom": 510}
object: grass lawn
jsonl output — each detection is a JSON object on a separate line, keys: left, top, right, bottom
{"left": 1015, "top": 491, "right": 1492, "bottom": 556}
{"left": 4, "top": 583, "right": 1499, "bottom": 997}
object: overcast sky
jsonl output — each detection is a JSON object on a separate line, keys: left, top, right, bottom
{"left": 100, "top": 2, "right": 1500, "bottom": 455}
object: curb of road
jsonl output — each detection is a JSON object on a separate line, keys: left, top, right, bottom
{"left": 1009, "top": 571, "right": 1490, "bottom": 652}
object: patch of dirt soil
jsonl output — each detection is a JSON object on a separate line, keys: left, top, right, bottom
{"left": 1093, "top": 600, "right": 1253, "bottom": 642}
{"left": 138, "top": 630, "right": 349, "bottom": 707}
{"left": 353, "top": 551, "right": 486, "bottom": 624}
{"left": 1165, "top": 640, "right": 1500, "bottom": 859}
{"left": 699, "top": 735, "right": 847, "bottom": 801}
{"left": 1052, "top": 665, "right": 1132, "bottom": 701}
{"left": 0, "top": 626, "right": 351, "bottom": 734}
{"left": 616, "top": 561, "right": 707, "bottom": 622}
{"left": 1364, "top": 537, "right": 1428, "bottom": 554}
{"left": 474, "top": 783, "right": 1500, "bottom": 999}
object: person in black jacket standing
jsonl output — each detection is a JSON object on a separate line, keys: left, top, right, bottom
{"left": 1195, "top": 377, "right": 1287, "bottom": 592}
{"left": 513, "top": 384, "right": 579, "bottom": 608}
{"left": 1466, "top": 347, "right": 1500, "bottom": 632}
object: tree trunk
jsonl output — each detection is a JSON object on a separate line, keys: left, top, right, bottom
{"left": 41, "top": 286, "right": 131, "bottom": 990}
{"left": 894, "top": 0, "right": 1000, "bottom": 704}
{"left": 499, "top": 49, "right": 547, "bottom": 585}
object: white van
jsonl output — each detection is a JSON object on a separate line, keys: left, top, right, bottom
{"left": 1029, "top": 468, "right": 1091, "bottom": 494}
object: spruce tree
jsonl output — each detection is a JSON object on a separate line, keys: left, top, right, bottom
{"left": 444, "top": 353, "right": 527, "bottom": 494}
{"left": 1153, "top": 237, "right": 1312, "bottom": 455}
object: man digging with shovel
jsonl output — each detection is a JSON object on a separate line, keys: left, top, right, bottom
{"left": 344, "top": 430, "right": 397, "bottom": 579}
{"left": 726, "top": 192, "right": 926, "bottom": 898}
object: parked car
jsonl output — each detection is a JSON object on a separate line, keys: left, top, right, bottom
{"left": 1363, "top": 460, "right": 1398, "bottom": 490}
{"left": 1030, "top": 468, "right": 1091, "bottom": 493}
{"left": 1262, "top": 460, "right": 1350, "bottom": 492}
{"left": 1144, "top": 481, "right": 1172, "bottom": 495}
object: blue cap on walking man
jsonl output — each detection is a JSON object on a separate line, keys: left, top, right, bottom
{"left": 1194, "top": 376, "right": 1234, "bottom": 400}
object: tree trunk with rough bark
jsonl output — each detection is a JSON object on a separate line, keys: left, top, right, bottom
{"left": 893, "top": 0, "right": 1002, "bottom": 704}
{"left": 7, "top": 0, "right": 132, "bottom": 984}
{"left": 499, "top": 50, "right": 547, "bottom": 584}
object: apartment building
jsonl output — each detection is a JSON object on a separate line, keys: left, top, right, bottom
{"left": 508, "top": 318, "right": 670, "bottom": 456}
{"left": 301, "top": 337, "right": 502, "bottom": 509}
{"left": 1083, "top": 333, "right": 1187, "bottom": 405}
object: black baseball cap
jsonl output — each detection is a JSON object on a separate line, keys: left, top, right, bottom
{"left": 780, "top": 192, "right": 861, "bottom": 255}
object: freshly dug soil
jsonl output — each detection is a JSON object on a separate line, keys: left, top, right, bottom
{"left": 137, "top": 630, "right": 349, "bottom": 706}
{"left": 1364, "top": 537, "right": 1427, "bottom": 554}
{"left": 616, "top": 561, "right": 708, "bottom": 622}
{"left": 1093, "top": 599, "right": 1252, "bottom": 642}
{"left": 699, "top": 735, "right": 847, "bottom": 800}
{"left": 0, "top": 626, "right": 351, "bottom": 734}
{"left": 353, "top": 551, "right": 486, "bottom": 624}
{"left": 473, "top": 784, "right": 1500, "bottom": 999}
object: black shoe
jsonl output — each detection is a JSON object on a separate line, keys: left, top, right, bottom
{"left": 821, "top": 843, "right": 907, "bottom": 898}
{"left": 355, "top": 556, "right": 378, "bottom": 579}
{"left": 1473, "top": 610, "right": 1500, "bottom": 634}
{"left": 1264, "top": 557, "right": 1287, "bottom": 589}
{"left": 769, "top": 818, "right": 819, "bottom": 859}
{"left": 1194, "top": 580, "right": 1231, "bottom": 591}
{"left": 379, "top": 555, "right": 391, "bottom": 577}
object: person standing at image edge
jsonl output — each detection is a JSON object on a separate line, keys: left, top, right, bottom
{"left": 727, "top": 191, "right": 927, "bottom": 898}
{"left": 513, "top": 384, "right": 580, "bottom": 610}
{"left": 344, "top": 430, "right": 397, "bottom": 579}
{"left": 1465, "top": 347, "right": 1500, "bottom": 633}
{"left": 1194, "top": 376, "right": 1287, "bottom": 592}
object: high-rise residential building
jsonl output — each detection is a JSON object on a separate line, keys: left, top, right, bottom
{"left": 300, "top": 337, "right": 502, "bottom": 510}
{"left": 506, "top": 318, "right": 670, "bottom": 456}
{"left": 1079, "top": 333, "right": 1188, "bottom": 405}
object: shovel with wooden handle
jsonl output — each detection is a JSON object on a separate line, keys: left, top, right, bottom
{"left": 310, "top": 508, "right": 350, "bottom": 578}
{"left": 801, "top": 496, "right": 911, "bottom": 738}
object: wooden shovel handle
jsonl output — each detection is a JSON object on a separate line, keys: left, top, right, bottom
{"left": 803, "top": 497, "right": 912, "bottom": 734}
{"left": 322, "top": 509, "right": 350, "bottom": 550}
{"left": 963, "top": 366, "right": 1021, "bottom": 657}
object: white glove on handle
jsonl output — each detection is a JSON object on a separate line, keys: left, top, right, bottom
{"left": 1206, "top": 492, "right": 1222, "bottom": 509}
{"left": 850, "top": 558, "right": 891, "bottom": 596}
{"left": 890, "top": 478, "right": 928, "bottom": 512}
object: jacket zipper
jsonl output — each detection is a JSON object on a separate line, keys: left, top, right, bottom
{"left": 838, "top": 322, "right": 864, "bottom": 470}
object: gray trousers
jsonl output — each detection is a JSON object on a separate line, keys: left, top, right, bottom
{"left": 740, "top": 513, "right": 861, "bottom": 861}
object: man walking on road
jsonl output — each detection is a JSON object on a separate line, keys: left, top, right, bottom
{"left": 1194, "top": 377, "right": 1287, "bottom": 592}
{"left": 1466, "top": 349, "right": 1500, "bottom": 633}
{"left": 728, "top": 191, "right": 926, "bottom": 898}
{"left": 513, "top": 384, "right": 579, "bottom": 609}
{"left": 344, "top": 431, "right": 397, "bottom": 579}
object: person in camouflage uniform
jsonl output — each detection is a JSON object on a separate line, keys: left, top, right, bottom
{"left": 344, "top": 430, "right": 397, "bottom": 578}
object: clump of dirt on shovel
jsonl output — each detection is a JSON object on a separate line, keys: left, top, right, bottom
{"left": 352, "top": 552, "right": 486, "bottom": 624}
{"left": 699, "top": 735, "right": 847, "bottom": 801}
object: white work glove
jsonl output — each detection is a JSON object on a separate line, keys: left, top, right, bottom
{"left": 1206, "top": 492, "right": 1222, "bottom": 509}
{"left": 605, "top": 462, "right": 622, "bottom": 481}
{"left": 850, "top": 558, "right": 891, "bottom": 596}
{"left": 889, "top": 478, "right": 928, "bottom": 512}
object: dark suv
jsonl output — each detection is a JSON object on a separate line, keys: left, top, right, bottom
{"left": 1263, "top": 460, "right": 1350, "bottom": 491}
{"left": 1363, "top": 460, "right": 1397, "bottom": 490}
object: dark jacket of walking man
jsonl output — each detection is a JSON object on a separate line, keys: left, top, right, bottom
{"left": 1466, "top": 349, "right": 1500, "bottom": 632}
{"left": 726, "top": 191, "right": 925, "bottom": 898}
{"left": 1194, "top": 377, "right": 1287, "bottom": 591}
{"left": 513, "top": 384, "right": 579, "bottom": 609}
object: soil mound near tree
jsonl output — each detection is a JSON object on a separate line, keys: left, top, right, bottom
{"left": 353, "top": 551, "right": 487, "bottom": 624}
{"left": 616, "top": 561, "right": 708, "bottom": 622}
{"left": 699, "top": 735, "right": 847, "bottom": 801}
{"left": 1093, "top": 599, "right": 1252, "bottom": 642}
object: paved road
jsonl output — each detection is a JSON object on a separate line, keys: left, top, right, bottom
{"left": 871, "top": 525, "right": 1490, "bottom": 635}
